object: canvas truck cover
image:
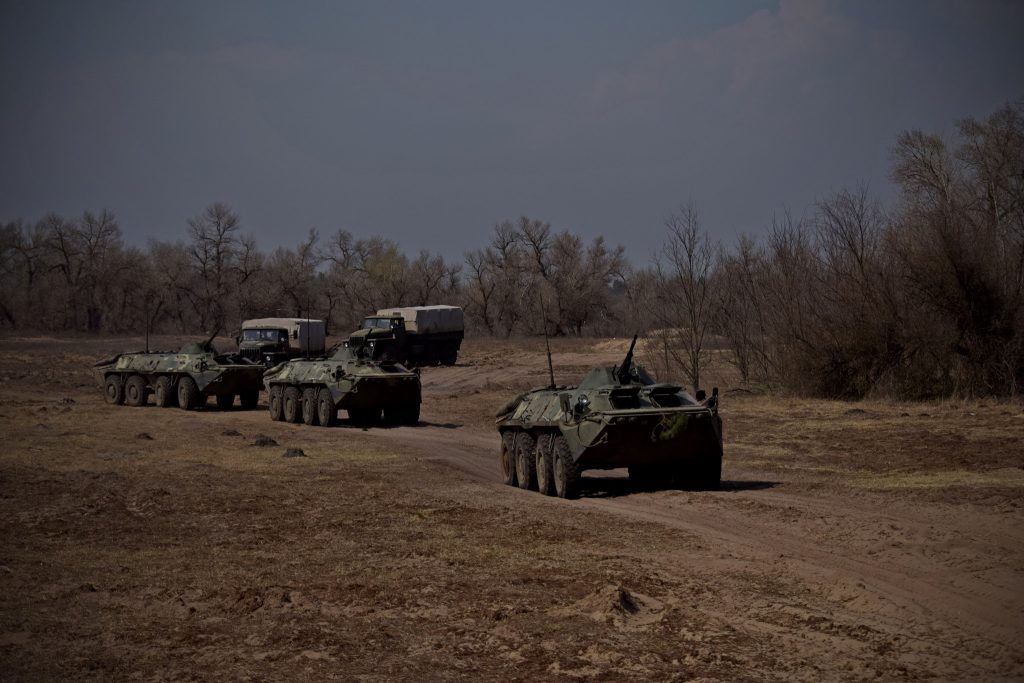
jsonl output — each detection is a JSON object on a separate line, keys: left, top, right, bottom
{"left": 241, "top": 318, "right": 327, "bottom": 353}
{"left": 374, "top": 306, "right": 464, "bottom": 335}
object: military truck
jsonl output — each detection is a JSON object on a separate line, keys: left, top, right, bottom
{"left": 237, "top": 318, "right": 326, "bottom": 366}
{"left": 94, "top": 334, "right": 265, "bottom": 410}
{"left": 264, "top": 345, "right": 421, "bottom": 427}
{"left": 347, "top": 305, "right": 463, "bottom": 366}
{"left": 495, "top": 336, "right": 723, "bottom": 499}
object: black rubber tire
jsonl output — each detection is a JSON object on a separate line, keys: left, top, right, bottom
{"left": 177, "top": 377, "right": 200, "bottom": 410}
{"left": 690, "top": 454, "right": 722, "bottom": 491}
{"left": 268, "top": 386, "right": 283, "bottom": 421}
{"left": 628, "top": 465, "right": 664, "bottom": 492}
{"left": 216, "top": 394, "right": 234, "bottom": 410}
{"left": 104, "top": 375, "right": 124, "bottom": 405}
{"left": 385, "top": 402, "right": 420, "bottom": 426}
{"left": 552, "top": 435, "right": 580, "bottom": 499}
{"left": 515, "top": 433, "right": 537, "bottom": 491}
{"left": 535, "top": 433, "right": 555, "bottom": 496}
{"left": 239, "top": 390, "right": 259, "bottom": 410}
{"left": 500, "top": 431, "right": 517, "bottom": 486}
{"left": 302, "top": 388, "right": 319, "bottom": 426}
{"left": 317, "top": 388, "right": 336, "bottom": 427}
{"left": 125, "top": 375, "right": 148, "bottom": 407}
{"left": 283, "top": 387, "right": 301, "bottom": 423}
{"left": 154, "top": 376, "right": 175, "bottom": 407}
{"left": 440, "top": 347, "right": 458, "bottom": 365}
{"left": 348, "top": 407, "right": 381, "bottom": 426}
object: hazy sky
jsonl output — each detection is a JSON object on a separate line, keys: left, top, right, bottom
{"left": 1, "top": 0, "right": 1021, "bottom": 262}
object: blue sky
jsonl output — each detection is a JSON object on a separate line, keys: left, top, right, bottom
{"left": 1, "top": 0, "right": 1021, "bottom": 262}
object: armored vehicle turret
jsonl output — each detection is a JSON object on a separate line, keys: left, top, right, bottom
{"left": 94, "top": 334, "right": 265, "bottom": 410}
{"left": 495, "top": 336, "right": 723, "bottom": 499}
{"left": 263, "top": 345, "right": 421, "bottom": 427}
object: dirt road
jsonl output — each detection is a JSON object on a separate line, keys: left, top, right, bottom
{"left": 1, "top": 335, "right": 1021, "bottom": 681}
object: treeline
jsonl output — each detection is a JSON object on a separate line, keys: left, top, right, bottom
{"left": 1, "top": 101, "right": 1021, "bottom": 398}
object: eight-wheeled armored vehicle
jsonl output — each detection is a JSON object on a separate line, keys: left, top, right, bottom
{"left": 93, "top": 334, "right": 265, "bottom": 410}
{"left": 264, "top": 345, "right": 421, "bottom": 427}
{"left": 495, "top": 336, "right": 723, "bottom": 499}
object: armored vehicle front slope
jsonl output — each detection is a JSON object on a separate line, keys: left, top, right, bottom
{"left": 495, "top": 336, "right": 723, "bottom": 499}
{"left": 264, "top": 346, "right": 421, "bottom": 427}
{"left": 94, "top": 336, "right": 265, "bottom": 410}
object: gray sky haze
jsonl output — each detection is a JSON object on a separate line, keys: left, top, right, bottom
{"left": 1, "top": 0, "right": 1021, "bottom": 261}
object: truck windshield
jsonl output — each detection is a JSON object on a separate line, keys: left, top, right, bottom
{"left": 242, "top": 329, "right": 287, "bottom": 342}
{"left": 362, "top": 318, "right": 393, "bottom": 330}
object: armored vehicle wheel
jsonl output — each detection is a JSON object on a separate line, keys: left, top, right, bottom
{"left": 216, "top": 394, "right": 234, "bottom": 410}
{"left": 552, "top": 435, "right": 580, "bottom": 499}
{"left": 104, "top": 375, "right": 125, "bottom": 405}
{"left": 691, "top": 454, "right": 722, "bottom": 491}
{"left": 302, "top": 388, "right": 319, "bottom": 426}
{"left": 535, "top": 433, "right": 555, "bottom": 496}
{"left": 283, "top": 387, "right": 301, "bottom": 423}
{"left": 239, "top": 390, "right": 259, "bottom": 410}
{"left": 628, "top": 465, "right": 663, "bottom": 491}
{"left": 125, "top": 375, "right": 148, "bottom": 407}
{"left": 348, "top": 408, "right": 381, "bottom": 426}
{"left": 154, "top": 376, "right": 176, "bottom": 407}
{"left": 500, "top": 431, "right": 517, "bottom": 487}
{"left": 316, "top": 388, "right": 336, "bottom": 427}
{"left": 268, "top": 386, "right": 284, "bottom": 421}
{"left": 515, "top": 433, "right": 537, "bottom": 491}
{"left": 177, "top": 377, "right": 200, "bottom": 410}
{"left": 384, "top": 403, "right": 420, "bottom": 426}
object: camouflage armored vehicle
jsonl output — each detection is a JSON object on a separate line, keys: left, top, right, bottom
{"left": 495, "top": 336, "right": 723, "bottom": 499}
{"left": 263, "top": 345, "right": 421, "bottom": 427}
{"left": 94, "top": 333, "right": 265, "bottom": 410}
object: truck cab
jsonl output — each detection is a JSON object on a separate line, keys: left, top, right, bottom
{"left": 237, "top": 318, "right": 327, "bottom": 367}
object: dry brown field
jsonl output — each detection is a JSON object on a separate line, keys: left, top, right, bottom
{"left": 1, "top": 335, "right": 1022, "bottom": 681}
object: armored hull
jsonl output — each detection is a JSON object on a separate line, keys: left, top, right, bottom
{"left": 94, "top": 340, "right": 265, "bottom": 410}
{"left": 495, "top": 339, "right": 723, "bottom": 499}
{"left": 264, "top": 347, "right": 421, "bottom": 427}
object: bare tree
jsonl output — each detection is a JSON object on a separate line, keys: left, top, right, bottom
{"left": 654, "top": 203, "right": 716, "bottom": 392}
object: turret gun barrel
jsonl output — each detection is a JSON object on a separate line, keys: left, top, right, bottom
{"left": 615, "top": 334, "right": 639, "bottom": 384}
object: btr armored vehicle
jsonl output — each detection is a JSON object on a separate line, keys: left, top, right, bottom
{"left": 94, "top": 334, "right": 265, "bottom": 410}
{"left": 495, "top": 336, "right": 723, "bottom": 499}
{"left": 264, "top": 345, "right": 421, "bottom": 427}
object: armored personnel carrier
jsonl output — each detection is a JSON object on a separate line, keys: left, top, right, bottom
{"left": 495, "top": 336, "right": 723, "bottom": 499}
{"left": 263, "top": 345, "right": 421, "bottom": 427}
{"left": 94, "top": 334, "right": 265, "bottom": 410}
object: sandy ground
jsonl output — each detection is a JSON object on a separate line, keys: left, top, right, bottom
{"left": 0, "top": 334, "right": 1022, "bottom": 681}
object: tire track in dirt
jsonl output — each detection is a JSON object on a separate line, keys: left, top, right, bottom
{"left": 379, "top": 419, "right": 1021, "bottom": 677}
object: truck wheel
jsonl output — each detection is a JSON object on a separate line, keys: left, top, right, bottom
{"left": 535, "top": 433, "right": 555, "bottom": 496}
{"left": 500, "top": 431, "right": 517, "bottom": 487}
{"left": 154, "top": 376, "right": 176, "bottom": 407}
{"left": 283, "top": 387, "right": 301, "bottom": 423}
{"left": 239, "top": 390, "right": 259, "bottom": 410}
{"left": 301, "top": 388, "right": 319, "bottom": 426}
{"left": 216, "top": 394, "right": 234, "bottom": 410}
{"left": 177, "top": 377, "right": 200, "bottom": 410}
{"left": 316, "top": 388, "right": 336, "bottom": 427}
{"left": 515, "top": 433, "right": 537, "bottom": 491}
{"left": 552, "top": 435, "right": 580, "bottom": 499}
{"left": 268, "top": 386, "right": 283, "bottom": 421}
{"left": 125, "top": 375, "right": 148, "bottom": 407}
{"left": 104, "top": 375, "right": 125, "bottom": 405}
{"left": 441, "top": 347, "right": 458, "bottom": 365}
